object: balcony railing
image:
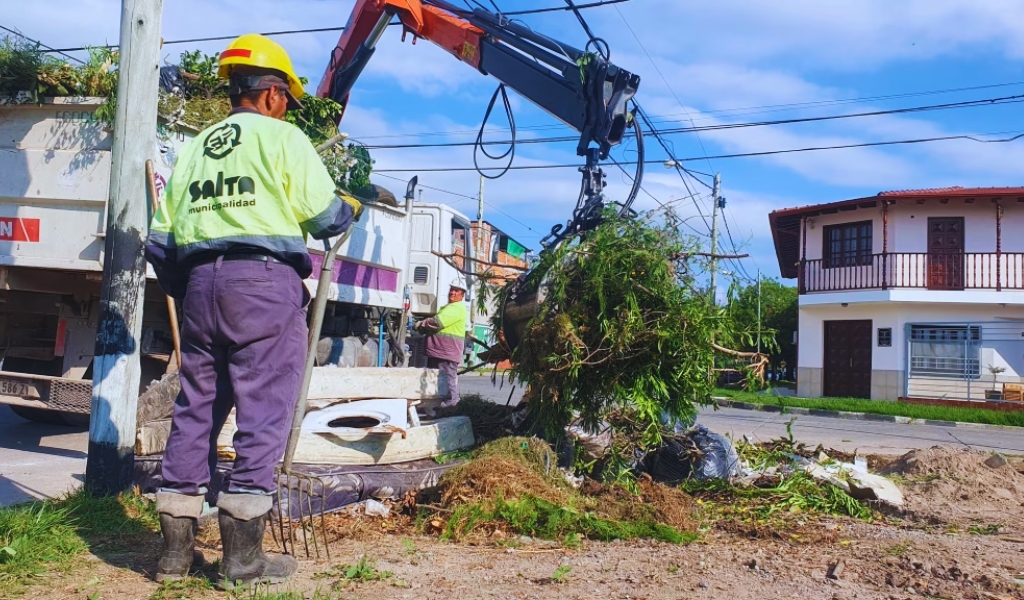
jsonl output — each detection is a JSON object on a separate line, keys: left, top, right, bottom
{"left": 799, "top": 252, "right": 1024, "bottom": 294}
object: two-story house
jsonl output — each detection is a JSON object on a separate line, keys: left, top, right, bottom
{"left": 769, "top": 186, "right": 1024, "bottom": 404}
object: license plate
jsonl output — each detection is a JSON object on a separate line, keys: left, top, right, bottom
{"left": 0, "top": 378, "right": 31, "bottom": 397}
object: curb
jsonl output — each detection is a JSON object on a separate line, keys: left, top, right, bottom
{"left": 711, "top": 398, "right": 1024, "bottom": 432}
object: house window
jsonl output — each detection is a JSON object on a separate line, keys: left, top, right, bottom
{"left": 877, "top": 328, "right": 892, "bottom": 347}
{"left": 823, "top": 221, "right": 872, "bottom": 267}
{"left": 909, "top": 325, "right": 981, "bottom": 379}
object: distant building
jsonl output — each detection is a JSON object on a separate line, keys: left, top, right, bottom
{"left": 452, "top": 221, "right": 530, "bottom": 368}
{"left": 769, "top": 186, "right": 1024, "bottom": 404}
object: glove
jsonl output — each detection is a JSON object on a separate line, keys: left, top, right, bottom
{"left": 340, "top": 194, "right": 364, "bottom": 222}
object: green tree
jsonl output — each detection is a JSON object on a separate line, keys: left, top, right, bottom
{"left": 725, "top": 277, "right": 797, "bottom": 380}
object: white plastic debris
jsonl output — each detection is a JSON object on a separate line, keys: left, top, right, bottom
{"left": 804, "top": 456, "right": 904, "bottom": 508}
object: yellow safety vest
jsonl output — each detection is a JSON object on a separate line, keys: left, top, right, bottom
{"left": 148, "top": 111, "right": 340, "bottom": 270}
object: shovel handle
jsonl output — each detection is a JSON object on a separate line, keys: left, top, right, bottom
{"left": 281, "top": 228, "right": 354, "bottom": 473}
{"left": 145, "top": 160, "right": 183, "bottom": 371}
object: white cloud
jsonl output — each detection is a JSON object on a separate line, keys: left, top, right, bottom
{"left": 603, "top": 0, "right": 1024, "bottom": 70}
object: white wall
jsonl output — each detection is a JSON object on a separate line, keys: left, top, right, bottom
{"left": 798, "top": 302, "right": 1024, "bottom": 370}
{"left": 798, "top": 199, "right": 1024, "bottom": 261}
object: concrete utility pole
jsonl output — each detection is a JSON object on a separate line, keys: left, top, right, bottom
{"left": 756, "top": 270, "right": 762, "bottom": 355}
{"left": 85, "top": 0, "right": 163, "bottom": 495}
{"left": 709, "top": 173, "right": 724, "bottom": 304}
{"left": 477, "top": 175, "right": 485, "bottom": 264}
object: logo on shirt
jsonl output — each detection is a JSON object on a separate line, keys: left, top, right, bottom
{"left": 189, "top": 172, "right": 256, "bottom": 202}
{"left": 203, "top": 123, "right": 242, "bottom": 159}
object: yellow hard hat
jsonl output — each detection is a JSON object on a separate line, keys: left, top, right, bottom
{"left": 218, "top": 34, "right": 305, "bottom": 107}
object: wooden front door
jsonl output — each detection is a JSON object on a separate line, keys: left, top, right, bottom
{"left": 927, "top": 217, "right": 964, "bottom": 290}
{"left": 824, "top": 320, "right": 872, "bottom": 398}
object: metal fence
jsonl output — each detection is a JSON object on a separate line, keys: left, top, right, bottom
{"left": 905, "top": 320, "right": 1024, "bottom": 402}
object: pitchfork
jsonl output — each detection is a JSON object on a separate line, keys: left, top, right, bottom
{"left": 273, "top": 226, "right": 354, "bottom": 560}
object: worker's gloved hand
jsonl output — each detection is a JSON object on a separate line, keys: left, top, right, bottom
{"left": 340, "top": 193, "right": 364, "bottom": 222}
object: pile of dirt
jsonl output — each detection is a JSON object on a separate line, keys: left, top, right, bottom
{"left": 580, "top": 477, "right": 696, "bottom": 532}
{"left": 424, "top": 437, "right": 698, "bottom": 544}
{"left": 881, "top": 446, "right": 1024, "bottom": 530}
{"left": 439, "top": 456, "right": 572, "bottom": 506}
{"left": 435, "top": 437, "right": 573, "bottom": 506}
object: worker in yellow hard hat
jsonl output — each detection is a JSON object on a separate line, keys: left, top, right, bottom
{"left": 146, "top": 34, "right": 362, "bottom": 589}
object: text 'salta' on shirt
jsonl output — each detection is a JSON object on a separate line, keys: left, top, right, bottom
{"left": 145, "top": 109, "right": 354, "bottom": 299}
{"left": 423, "top": 300, "right": 468, "bottom": 363}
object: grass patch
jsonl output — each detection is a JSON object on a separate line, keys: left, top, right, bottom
{"left": 0, "top": 488, "right": 159, "bottom": 596}
{"left": 438, "top": 493, "right": 696, "bottom": 544}
{"left": 315, "top": 555, "right": 393, "bottom": 583}
{"left": 715, "top": 388, "right": 1024, "bottom": 428}
{"left": 150, "top": 577, "right": 214, "bottom": 600}
{"left": 551, "top": 565, "right": 573, "bottom": 584}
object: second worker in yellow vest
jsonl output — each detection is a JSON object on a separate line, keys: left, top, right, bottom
{"left": 416, "top": 277, "right": 469, "bottom": 408}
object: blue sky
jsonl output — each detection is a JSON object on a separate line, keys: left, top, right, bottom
{"left": 9, "top": 0, "right": 1024, "bottom": 292}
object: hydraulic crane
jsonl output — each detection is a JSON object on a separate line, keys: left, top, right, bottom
{"left": 316, "top": 0, "right": 643, "bottom": 249}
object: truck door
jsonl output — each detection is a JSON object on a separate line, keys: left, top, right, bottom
{"left": 408, "top": 211, "right": 439, "bottom": 313}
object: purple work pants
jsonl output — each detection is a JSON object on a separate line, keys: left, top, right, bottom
{"left": 161, "top": 257, "right": 309, "bottom": 495}
{"left": 427, "top": 357, "right": 459, "bottom": 406}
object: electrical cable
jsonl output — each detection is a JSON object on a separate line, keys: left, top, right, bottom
{"left": 0, "top": 24, "right": 86, "bottom": 64}
{"left": 40, "top": 0, "right": 631, "bottom": 52}
{"left": 371, "top": 172, "right": 542, "bottom": 239}
{"left": 617, "top": 104, "right": 644, "bottom": 216}
{"left": 360, "top": 94, "right": 1024, "bottom": 150}
{"left": 564, "top": 0, "right": 610, "bottom": 60}
{"left": 613, "top": 5, "right": 715, "bottom": 172}
{"left": 633, "top": 103, "right": 712, "bottom": 230}
{"left": 474, "top": 85, "right": 517, "bottom": 179}
{"left": 349, "top": 79, "right": 1024, "bottom": 141}
{"left": 373, "top": 129, "right": 1024, "bottom": 172}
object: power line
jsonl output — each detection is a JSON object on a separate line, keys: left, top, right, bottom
{"left": 612, "top": 5, "right": 715, "bottom": 173}
{"left": 0, "top": 24, "right": 86, "bottom": 64}
{"left": 372, "top": 128, "right": 1024, "bottom": 172}
{"left": 346, "top": 80, "right": 1024, "bottom": 142}
{"left": 40, "top": 0, "right": 630, "bottom": 53}
{"left": 360, "top": 94, "right": 1024, "bottom": 150}
{"left": 372, "top": 172, "right": 542, "bottom": 239}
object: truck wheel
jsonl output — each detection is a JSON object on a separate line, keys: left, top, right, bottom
{"left": 9, "top": 405, "right": 89, "bottom": 427}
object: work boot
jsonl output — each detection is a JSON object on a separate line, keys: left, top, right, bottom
{"left": 217, "top": 492, "right": 297, "bottom": 590}
{"left": 155, "top": 492, "right": 204, "bottom": 583}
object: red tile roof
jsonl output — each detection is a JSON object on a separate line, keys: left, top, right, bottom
{"left": 878, "top": 186, "right": 1024, "bottom": 197}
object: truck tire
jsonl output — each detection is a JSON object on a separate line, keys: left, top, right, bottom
{"left": 8, "top": 405, "right": 89, "bottom": 427}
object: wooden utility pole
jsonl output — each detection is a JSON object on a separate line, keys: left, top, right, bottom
{"left": 85, "top": 0, "right": 163, "bottom": 495}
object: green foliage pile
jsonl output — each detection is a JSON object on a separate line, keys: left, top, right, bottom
{"left": 501, "top": 211, "right": 757, "bottom": 451}
{"left": 0, "top": 39, "right": 374, "bottom": 193}
{"left": 1, "top": 37, "right": 119, "bottom": 121}
{"left": 441, "top": 493, "right": 693, "bottom": 544}
{"left": 429, "top": 438, "right": 697, "bottom": 545}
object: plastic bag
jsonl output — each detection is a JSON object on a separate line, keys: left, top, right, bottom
{"left": 647, "top": 425, "right": 740, "bottom": 483}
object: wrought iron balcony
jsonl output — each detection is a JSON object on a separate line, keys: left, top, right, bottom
{"left": 798, "top": 252, "right": 1024, "bottom": 294}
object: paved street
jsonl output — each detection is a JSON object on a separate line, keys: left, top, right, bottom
{"left": 1, "top": 377, "right": 1021, "bottom": 506}
{"left": 0, "top": 406, "right": 87, "bottom": 506}
{"left": 461, "top": 376, "right": 1024, "bottom": 455}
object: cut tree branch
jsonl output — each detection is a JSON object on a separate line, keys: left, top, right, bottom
{"left": 432, "top": 251, "right": 528, "bottom": 272}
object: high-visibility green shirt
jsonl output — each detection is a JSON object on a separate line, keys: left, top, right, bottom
{"left": 425, "top": 301, "right": 467, "bottom": 362}
{"left": 146, "top": 109, "right": 350, "bottom": 297}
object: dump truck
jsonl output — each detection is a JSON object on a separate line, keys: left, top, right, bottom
{"left": 0, "top": 97, "right": 483, "bottom": 424}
